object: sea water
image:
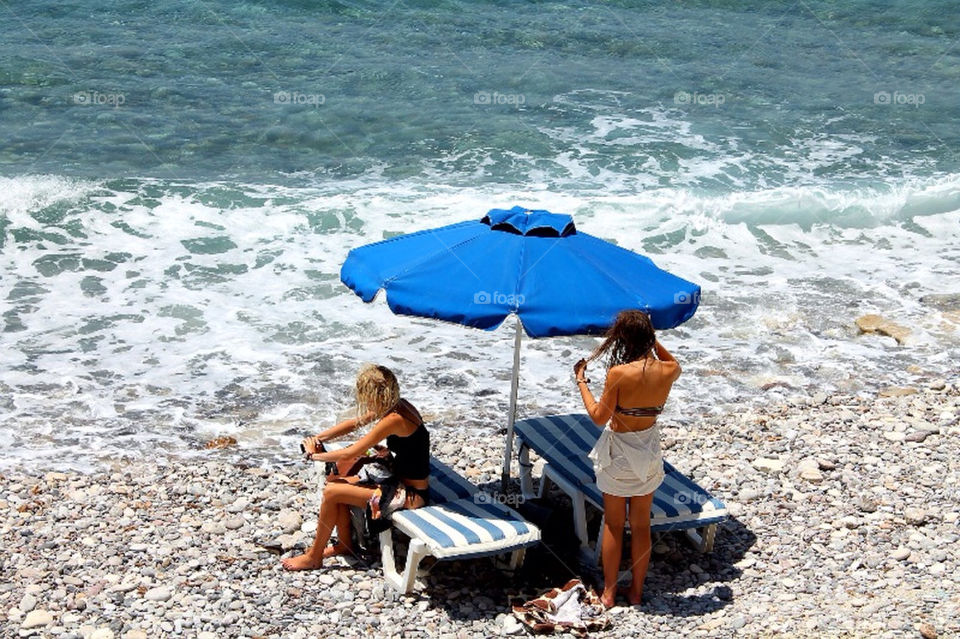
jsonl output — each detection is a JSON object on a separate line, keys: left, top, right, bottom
{"left": 1, "top": 0, "right": 958, "bottom": 469}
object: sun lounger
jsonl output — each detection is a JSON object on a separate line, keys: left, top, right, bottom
{"left": 316, "top": 452, "right": 541, "bottom": 594}
{"left": 513, "top": 414, "right": 727, "bottom": 554}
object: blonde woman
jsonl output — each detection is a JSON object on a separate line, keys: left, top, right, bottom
{"left": 573, "top": 310, "right": 681, "bottom": 607}
{"left": 282, "top": 364, "right": 430, "bottom": 571}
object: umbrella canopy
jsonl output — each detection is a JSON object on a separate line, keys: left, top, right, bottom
{"left": 342, "top": 206, "right": 699, "bottom": 337}
{"left": 340, "top": 206, "right": 700, "bottom": 489}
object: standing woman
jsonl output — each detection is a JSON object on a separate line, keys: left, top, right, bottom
{"left": 573, "top": 310, "right": 681, "bottom": 608}
{"left": 282, "top": 364, "right": 430, "bottom": 571}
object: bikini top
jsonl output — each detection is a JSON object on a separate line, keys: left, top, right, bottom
{"left": 615, "top": 404, "right": 664, "bottom": 418}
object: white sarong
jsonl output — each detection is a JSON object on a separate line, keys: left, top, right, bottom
{"left": 588, "top": 426, "right": 664, "bottom": 497}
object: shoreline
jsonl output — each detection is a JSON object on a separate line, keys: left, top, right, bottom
{"left": 2, "top": 382, "right": 957, "bottom": 638}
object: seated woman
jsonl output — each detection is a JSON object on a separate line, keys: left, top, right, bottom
{"left": 282, "top": 364, "right": 430, "bottom": 571}
{"left": 573, "top": 310, "right": 681, "bottom": 608}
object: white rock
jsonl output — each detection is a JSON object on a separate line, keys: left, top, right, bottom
{"left": 91, "top": 628, "right": 115, "bottom": 639}
{"left": 753, "top": 458, "right": 785, "bottom": 474}
{"left": 502, "top": 615, "right": 524, "bottom": 635}
{"left": 274, "top": 533, "right": 303, "bottom": 550}
{"left": 123, "top": 631, "right": 148, "bottom": 639}
{"left": 197, "top": 633, "right": 218, "bottom": 639}
{"left": 112, "top": 582, "right": 140, "bottom": 593}
{"left": 890, "top": 547, "right": 911, "bottom": 561}
{"left": 905, "top": 508, "right": 928, "bottom": 525}
{"left": 19, "top": 593, "right": 37, "bottom": 613}
{"left": 277, "top": 509, "right": 303, "bottom": 535}
{"left": 144, "top": 586, "right": 172, "bottom": 602}
{"left": 21, "top": 609, "right": 53, "bottom": 629}
{"left": 883, "top": 431, "right": 905, "bottom": 442}
{"left": 224, "top": 517, "right": 244, "bottom": 530}
{"left": 201, "top": 521, "right": 227, "bottom": 535}
{"left": 226, "top": 497, "right": 248, "bottom": 514}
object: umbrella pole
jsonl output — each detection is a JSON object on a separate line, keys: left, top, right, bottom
{"left": 501, "top": 316, "right": 522, "bottom": 493}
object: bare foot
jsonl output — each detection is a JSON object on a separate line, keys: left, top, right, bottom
{"left": 321, "top": 542, "right": 353, "bottom": 559}
{"left": 281, "top": 552, "right": 323, "bottom": 571}
{"left": 600, "top": 588, "right": 616, "bottom": 609}
{"left": 616, "top": 585, "right": 643, "bottom": 606}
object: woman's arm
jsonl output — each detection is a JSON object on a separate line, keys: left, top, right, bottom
{"left": 308, "top": 413, "right": 402, "bottom": 462}
{"left": 576, "top": 364, "right": 618, "bottom": 427}
{"left": 653, "top": 339, "right": 675, "bottom": 362}
{"left": 301, "top": 411, "right": 377, "bottom": 454}
{"left": 318, "top": 411, "right": 376, "bottom": 442}
{"left": 654, "top": 340, "right": 682, "bottom": 381}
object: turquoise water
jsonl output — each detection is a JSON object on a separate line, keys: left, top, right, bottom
{"left": 3, "top": 0, "right": 958, "bottom": 187}
{"left": 1, "top": 0, "right": 958, "bottom": 468}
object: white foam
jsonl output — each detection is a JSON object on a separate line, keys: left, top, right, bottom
{"left": 1, "top": 173, "right": 958, "bottom": 469}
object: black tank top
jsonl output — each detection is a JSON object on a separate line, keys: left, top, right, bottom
{"left": 386, "top": 404, "right": 430, "bottom": 481}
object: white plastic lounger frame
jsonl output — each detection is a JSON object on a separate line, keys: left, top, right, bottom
{"left": 514, "top": 414, "right": 727, "bottom": 556}
{"left": 316, "top": 452, "right": 540, "bottom": 594}
{"left": 379, "top": 495, "right": 540, "bottom": 593}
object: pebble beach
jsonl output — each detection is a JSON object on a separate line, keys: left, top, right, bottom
{"left": 3, "top": 1, "right": 960, "bottom": 637}
{"left": 3, "top": 377, "right": 957, "bottom": 639}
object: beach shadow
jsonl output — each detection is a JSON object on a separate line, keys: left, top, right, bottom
{"left": 466, "top": 479, "right": 757, "bottom": 618}
{"left": 341, "top": 477, "right": 755, "bottom": 625}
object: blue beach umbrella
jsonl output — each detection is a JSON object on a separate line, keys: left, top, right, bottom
{"left": 340, "top": 206, "right": 700, "bottom": 488}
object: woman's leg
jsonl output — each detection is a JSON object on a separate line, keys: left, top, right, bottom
{"left": 325, "top": 501, "right": 354, "bottom": 558}
{"left": 626, "top": 492, "right": 654, "bottom": 605}
{"left": 600, "top": 493, "right": 627, "bottom": 608}
{"left": 281, "top": 482, "right": 375, "bottom": 571}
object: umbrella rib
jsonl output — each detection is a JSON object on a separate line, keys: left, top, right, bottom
{"left": 368, "top": 225, "right": 485, "bottom": 289}
{"left": 423, "top": 227, "right": 484, "bottom": 285}
{"left": 517, "top": 232, "right": 565, "bottom": 284}
{"left": 565, "top": 235, "right": 657, "bottom": 309}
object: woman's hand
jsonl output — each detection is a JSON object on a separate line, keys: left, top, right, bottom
{"left": 573, "top": 358, "right": 588, "bottom": 382}
{"left": 301, "top": 436, "right": 323, "bottom": 455}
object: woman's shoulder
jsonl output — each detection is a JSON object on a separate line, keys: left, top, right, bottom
{"left": 393, "top": 398, "right": 424, "bottom": 427}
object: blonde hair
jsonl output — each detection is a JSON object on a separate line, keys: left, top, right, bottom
{"left": 355, "top": 364, "right": 400, "bottom": 420}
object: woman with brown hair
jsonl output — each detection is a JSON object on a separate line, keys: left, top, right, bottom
{"left": 282, "top": 364, "right": 430, "bottom": 571}
{"left": 573, "top": 310, "right": 681, "bottom": 608}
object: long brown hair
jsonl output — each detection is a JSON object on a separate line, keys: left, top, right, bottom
{"left": 587, "top": 310, "right": 656, "bottom": 368}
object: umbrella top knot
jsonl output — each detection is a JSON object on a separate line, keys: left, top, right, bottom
{"left": 482, "top": 206, "right": 576, "bottom": 237}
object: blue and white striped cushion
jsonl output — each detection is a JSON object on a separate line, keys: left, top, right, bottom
{"left": 428, "top": 457, "right": 479, "bottom": 504}
{"left": 514, "top": 414, "right": 728, "bottom": 531}
{"left": 391, "top": 496, "right": 541, "bottom": 560}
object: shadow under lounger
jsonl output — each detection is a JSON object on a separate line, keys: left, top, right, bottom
{"left": 513, "top": 413, "right": 728, "bottom": 554}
